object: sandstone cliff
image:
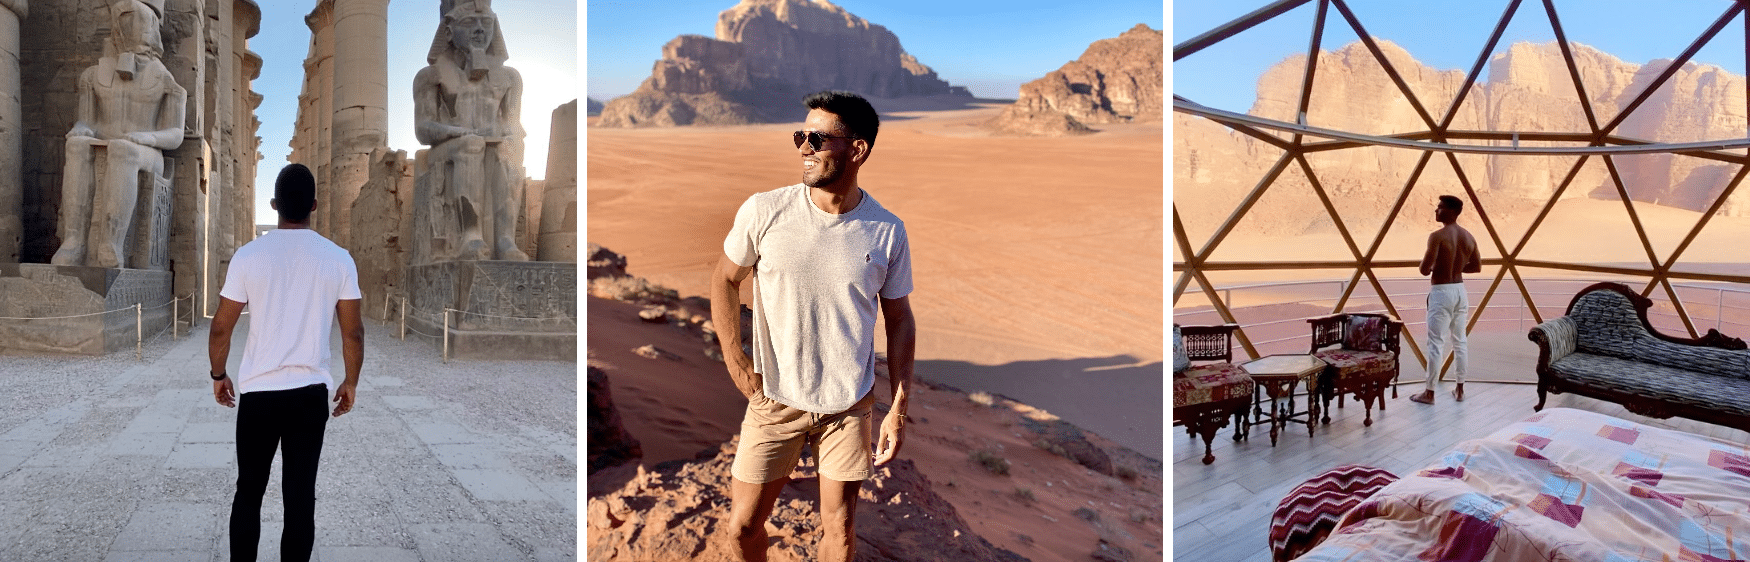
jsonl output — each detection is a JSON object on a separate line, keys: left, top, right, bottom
{"left": 598, "top": 0, "right": 970, "bottom": 127}
{"left": 1176, "top": 40, "right": 1750, "bottom": 241}
{"left": 988, "top": 24, "right": 1163, "bottom": 136}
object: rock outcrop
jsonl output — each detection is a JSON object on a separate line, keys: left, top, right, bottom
{"left": 988, "top": 24, "right": 1163, "bottom": 136}
{"left": 588, "top": 365, "right": 644, "bottom": 475}
{"left": 597, "top": 0, "right": 970, "bottom": 127}
{"left": 1176, "top": 40, "right": 1750, "bottom": 239}
{"left": 586, "top": 438, "right": 1029, "bottom": 562}
{"left": 586, "top": 97, "right": 605, "bottom": 116}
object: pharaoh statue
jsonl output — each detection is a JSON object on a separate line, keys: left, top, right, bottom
{"left": 413, "top": 0, "right": 528, "bottom": 263}
{"left": 51, "top": 0, "right": 186, "bottom": 269}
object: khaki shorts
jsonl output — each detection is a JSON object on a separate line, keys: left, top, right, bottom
{"left": 731, "top": 391, "right": 875, "bottom": 484}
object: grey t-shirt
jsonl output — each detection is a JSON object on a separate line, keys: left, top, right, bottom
{"left": 724, "top": 183, "right": 913, "bottom": 414}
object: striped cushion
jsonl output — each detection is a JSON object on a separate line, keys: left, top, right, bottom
{"left": 1173, "top": 363, "right": 1252, "bottom": 408}
{"left": 1269, "top": 464, "right": 1399, "bottom": 562}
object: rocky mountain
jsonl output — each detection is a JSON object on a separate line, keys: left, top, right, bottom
{"left": 988, "top": 24, "right": 1164, "bottom": 136}
{"left": 586, "top": 98, "right": 605, "bottom": 117}
{"left": 597, "top": 0, "right": 970, "bottom": 127}
{"left": 1176, "top": 40, "right": 1750, "bottom": 239}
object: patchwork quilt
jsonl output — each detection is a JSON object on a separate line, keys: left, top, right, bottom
{"left": 1294, "top": 408, "right": 1750, "bottom": 561}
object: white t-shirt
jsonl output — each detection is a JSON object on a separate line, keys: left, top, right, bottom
{"left": 219, "top": 229, "right": 362, "bottom": 394}
{"left": 724, "top": 184, "right": 913, "bottom": 414}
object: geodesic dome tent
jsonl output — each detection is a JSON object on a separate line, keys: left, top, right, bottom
{"left": 1174, "top": 0, "right": 1750, "bottom": 374}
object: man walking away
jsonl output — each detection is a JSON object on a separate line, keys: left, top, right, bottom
{"left": 208, "top": 163, "right": 363, "bottom": 562}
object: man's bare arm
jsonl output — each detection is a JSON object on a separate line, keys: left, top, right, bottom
{"left": 1419, "top": 232, "right": 1439, "bottom": 277}
{"left": 332, "top": 299, "right": 364, "bottom": 417}
{"left": 1463, "top": 235, "right": 1482, "bottom": 274}
{"left": 208, "top": 297, "right": 245, "bottom": 407}
{"left": 711, "top": 254, "right": 761, "bottom": 400}
{"left": 874, "top": 295, "right": 915, "bottom": 465}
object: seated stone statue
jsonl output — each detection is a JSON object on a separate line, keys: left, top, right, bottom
{"left": 413, "top": 0, "right": 528, "bottom": 263}
{"left": 52, "top": 0, "right": 186, "bottom": 269}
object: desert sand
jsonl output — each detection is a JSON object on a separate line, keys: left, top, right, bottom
{"left": 586, "top": 98, "right": 1165, "bottom": 560}
{"left": 587, "top": 97, "right": 1165, "bottom": 458}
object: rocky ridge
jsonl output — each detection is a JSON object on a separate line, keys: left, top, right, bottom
{"left": 587, "top": 441, "right": 1029, "bottom": 562}
{"left": 987, "top": 24, "right": 1164, "bottom": 136}
{"left": 1176, "top": 40, "right": 1750, "bottom": 239}
{"left": 584, "top": 243, "right": 1163, "bottom": 561}
{"left": 597, "top": 0, "right": 969, "bottom": 127}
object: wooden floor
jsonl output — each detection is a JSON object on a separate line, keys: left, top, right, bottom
{"left": 1170, "top": 332, "right": 1750, "bottom": 561}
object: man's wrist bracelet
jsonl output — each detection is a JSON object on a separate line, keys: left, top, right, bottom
{"left": 210, "top": 371, "right": 227, "bottom": 381}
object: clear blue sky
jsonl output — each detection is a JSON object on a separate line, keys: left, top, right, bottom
{"left": 1175, "top": 0, "right": 1749, "bottom": 112}
{"left": 251, "top": 0, "right": 578, "bottom": 225}
{"left": 587, "top": 0, "right": 1165, "bottom": 101}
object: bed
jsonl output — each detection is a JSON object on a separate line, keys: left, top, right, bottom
{"left": 1289, "top": 408, "right": 1750, "bottom": 561}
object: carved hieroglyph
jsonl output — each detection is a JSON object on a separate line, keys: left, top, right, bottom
{"left": 412, "top": 0, "right": 527, "bottom": 264}
{"left": 51, "top": 0, "right": 186, "bottom": 269}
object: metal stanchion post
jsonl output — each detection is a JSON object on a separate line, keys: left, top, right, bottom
{"left": 442, "top": 308, "right": 450, "bottom": 363}
{"left": 172, "top": 297, "right": 178, "bottom": 339}
{"left": 400, "top": 298, "right": 407, "bottom": 340}
{"left": 135, "top": 303, "right": 143, "bottom": 360}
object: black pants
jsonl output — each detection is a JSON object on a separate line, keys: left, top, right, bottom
{"left": 231, "top": 383, "right": 328, "bottom": 562}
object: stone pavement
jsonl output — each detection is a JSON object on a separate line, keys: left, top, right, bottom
{"left": 0, "top": 318, "right": 577, "bottom": 561}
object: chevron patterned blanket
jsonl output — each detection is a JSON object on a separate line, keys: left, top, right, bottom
{"left": 1293, "top": 408, "right": 1750, "bottom": 561}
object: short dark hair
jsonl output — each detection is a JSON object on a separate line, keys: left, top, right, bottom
{"left": 275, "top": 163, "right": 317, "bottom": 223}
{"left": 804, "top": 90, "right": 879, "bottom": 147}
{"left": 1438, "top": 195, "right": 1464, "bottom": 212}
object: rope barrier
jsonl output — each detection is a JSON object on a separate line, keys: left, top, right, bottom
{"left": 0, "top": 293, "right": 192, "bottom": 321}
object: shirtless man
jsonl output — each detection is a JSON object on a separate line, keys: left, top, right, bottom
{"left": 1411, "top": 195, "right": 1481, "bottom": 405}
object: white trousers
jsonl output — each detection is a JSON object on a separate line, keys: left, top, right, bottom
{"left": 1424, "top": 283, "right": 1469, "bottom": 392}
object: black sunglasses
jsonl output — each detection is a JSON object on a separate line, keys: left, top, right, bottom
{"left": 793, "top": 130, "right": 857, "bottom": 151}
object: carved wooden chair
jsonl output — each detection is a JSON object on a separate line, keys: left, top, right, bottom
{"left": 1307, "top": 313, "right": 1402, "bottom": 427}
{"left": 1174, "top": 323, "right": 1253, "bottom": 464}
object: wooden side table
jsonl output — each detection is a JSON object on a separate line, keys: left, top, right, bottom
{"left": 1241, "top": 354, "right": 1326, "bottom": 446}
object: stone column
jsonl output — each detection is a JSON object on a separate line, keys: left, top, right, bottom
{"left": 538, "top": 100, "right": 576, "bottom": 262}
{"left": 327, "top": 0, "right": 389, "bottom": 250}
{"left": 164, "top": 0, "right": 209, "bottom": 312}
{"left": 0, "top": 0, "right": 22, "bottom": 263}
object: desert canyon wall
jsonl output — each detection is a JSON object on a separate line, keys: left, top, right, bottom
{"left": 988, "top": 24, "right": 1164, "bottom": 136}
{"left": 597, "top": 0, "right": 970, "bottom": 127}
{"left": 1176, "top": 40, "right": 1750, "bottom": 241}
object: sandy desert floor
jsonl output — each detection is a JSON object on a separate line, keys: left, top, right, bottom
{"left": 587, "top": 98, "right": 1165, "bottom": 459}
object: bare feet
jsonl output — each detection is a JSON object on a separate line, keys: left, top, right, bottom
{"left": 1453, "top": 383, "right": 1464, "bottom": 402}
{"left": 1410, "top": 390, "right": 1435, "bottom": 405}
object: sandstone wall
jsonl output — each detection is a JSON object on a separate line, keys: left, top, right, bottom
{"left": 988, "top": 24, "right": 1163, "bottom": 136}
{"left": 1177, "top": 40, "right": 1750, "bottom": 240}
{"left": 348, "top": 147, "right": 412, "bottom": 322}
{"left": 538, "top": 100, "right": 576, "bottom": 262}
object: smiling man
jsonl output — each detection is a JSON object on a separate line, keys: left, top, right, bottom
{"left": 711, "top": 90, "right": 917, "bottom": 562}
